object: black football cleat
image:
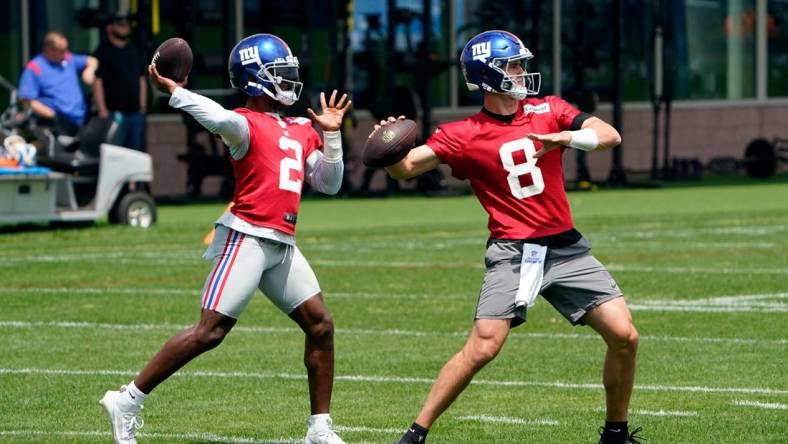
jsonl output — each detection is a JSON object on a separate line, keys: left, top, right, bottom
{"left": 598, "top": 426, "right": 644, "bottom": 444}
{"left": 397, "top": 430, "right": 427, "bottom": 444}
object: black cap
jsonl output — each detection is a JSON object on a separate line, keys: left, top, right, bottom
{"left": 106, "top": 11, "right": 131, "bottom": 24}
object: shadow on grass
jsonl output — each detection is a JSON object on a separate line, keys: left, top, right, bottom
{"left": 572, "top": 172, "right": 788, "bottom": 192}
{"left": 0, "top": 220, "right": 101, "bottom": 234}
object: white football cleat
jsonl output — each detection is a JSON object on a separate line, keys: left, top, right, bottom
{"left": 304, "top": 417, "right": 346, "bottom": 444}
{"left": 99, "top": 386, "right": 144, "bottom": 444}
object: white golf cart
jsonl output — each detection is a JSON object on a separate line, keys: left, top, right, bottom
{"left": 0, "top": 76, "right": 156, "bottom": 228}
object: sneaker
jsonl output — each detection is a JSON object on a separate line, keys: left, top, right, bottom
{"left": 598, "top": 426, "right": 644, "bottom": 444}
{"left": 397, "top": 431, "right": 428, "bottom": 444}
{"left": 304, "top": 417, "right": 346, "bottom": 444}
{"left": 625, "top": 427, "right": 645, "bottom": 444}
{"left": 99, "top": 386, "right": 144, "bottom": 444}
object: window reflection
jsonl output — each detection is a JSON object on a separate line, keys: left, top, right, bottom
{"left": 768, "top": 0, "right": 788, "bottom": 97}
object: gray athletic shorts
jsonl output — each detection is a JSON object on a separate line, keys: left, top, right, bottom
{"left": 476, "top": 237, "right": 622, "bottom": 327}
{"left": 200, "top": 225, "right": 321, "bottom": 318}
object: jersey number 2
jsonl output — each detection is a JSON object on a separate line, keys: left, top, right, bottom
{"left": 279, "top": 136, "right": 303, "bottom": 193}
{"left": 499, "top": 138, "right": 545, "bottom": 199}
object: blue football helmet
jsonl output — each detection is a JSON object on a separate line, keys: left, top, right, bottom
{"left": 460, "top": 30, "right": 540, "bottom": 100}
{"left": 228, "top": 34, "right": 303, "bottom": 105}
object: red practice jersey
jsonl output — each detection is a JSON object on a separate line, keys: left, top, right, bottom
{"left": 426, "top": 96, "right": 584, "bottom": 240}
{"left": 230, "top": 109, "right": 322, "bottom": 235}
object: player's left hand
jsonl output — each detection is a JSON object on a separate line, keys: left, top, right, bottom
{"left": 528, "top": 131, "right": 572, "bottom": 159}
{"left": 308, "top": 90, "right": 352, "bottom": 132}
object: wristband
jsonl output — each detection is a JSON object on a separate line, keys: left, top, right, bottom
{"left": 567, "top": 128, "right": 599, "bottom": 151}
{"left": 322, "top": 130, "right": 343, "bottom": 162}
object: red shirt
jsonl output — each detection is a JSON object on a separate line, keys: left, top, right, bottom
{"left": 230, "top": 109, "right": 321, "bottom": 235}
{"left": 426, "top": 96, "right": 582, "bottom": 240}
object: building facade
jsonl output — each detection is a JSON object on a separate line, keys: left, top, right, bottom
{"left": 1, "top": 0, "right": 786, "bottom": 196}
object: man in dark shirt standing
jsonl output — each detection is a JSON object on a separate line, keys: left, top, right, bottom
{"left": 92, "top": 12, "right": 147, "bottom": 151}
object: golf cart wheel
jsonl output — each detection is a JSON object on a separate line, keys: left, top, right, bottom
{"left": 112, "top": 192, "right": 156, "bottom": 228}
{"left": 744, "top": 138, "right": 778, "bottom": 179}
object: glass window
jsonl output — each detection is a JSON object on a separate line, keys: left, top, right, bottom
{"left": 243, "top": 1, "right": 345, "bottom": 114}
{"left": 560, "top": 0, "right": 653, "bottom": 103}
{"left": 680, "top": 0, "right": 756, "bottom": 99}
{"left": 157, "top": 0, "right": 231, "bottom": 92}
{"left": 768, "top": 0, "right": 788, "bottom": 97}
{"left": 351, "top": 0, "right": 450, "bottom": 115}
{"left": 561, "top": 0, "right": 756, "bottom": 103}
{"left": 0, "top": 0, "right": 22, "bottom": 107}
{"left": 28, "top": 0, "right": 100, "bottom": 59}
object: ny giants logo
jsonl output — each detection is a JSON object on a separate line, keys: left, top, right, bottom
{"left": 471, "top": 42, "right": 491, "bottom": 62}
{"left": 238, "top": 46, "right": 261, "bottom": 66}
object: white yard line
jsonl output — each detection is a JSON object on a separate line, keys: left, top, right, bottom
{"left": 0, "top": 430, "right": 303, "bottom": 444}
{"left": 0, "top": 287, "right": 197, "bottom": 295}
{"left": 1, "top": 367, "right": 786, "bottom": 396}
{"left": 456, "top": 415, "right": 559, "bottom": 426}
{"left": 317, "top": 261, "right": 788, "bottom": 275}
{"left": 732, "top": 400, "right": 788, "bottom": 410}
{"left": 598, "top": 241, "right": 777, "bottom": 249}
{"left": 2, "top": 252, "right": 788, "bottom": 275}
{"left": 0, "top": 427, "right": 394, "bottom": 442}
{"left": 604, "top": 264, "right": 788, "bottom": 275}
{"left": 627, "top": 304, "right": 788, "bottom": 313}
{"left": 334, "top": 425, "right": 400, "bottom": 434}
{"left": 0, "top": 251, "right": 197, "bottom": 265}
{"left": 629, "top": 291, "right": 788, "bottom": 313}
{"left": 596, "top": 223, "right": 788, "bottom": 239}
{"left": 2, "top": 223, "right": 785, "bottom": 257}
{"left": 1, "top": 320, "right": 785, "bottom": 345}
{"left": 631, "top": 409, "right": 700, "bottom": 417}
{"left": 3, "top": 286, "right": 788, "bottom": 313}
{"left": 593, "top": 407, "right": 698, "bottom": 417}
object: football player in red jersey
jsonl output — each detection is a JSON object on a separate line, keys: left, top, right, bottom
{"left": 379, "top": 31, "right": 642, "bottom": 444}
{"left": 99, "top": 34, "right": 350, "bottom": 444}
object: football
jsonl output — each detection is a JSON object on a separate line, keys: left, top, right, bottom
{"left": 151, "top": 37, "right": 193, "bottom": 83}
{"left": 363, "top": 119, "right": 418, "bottom": 167}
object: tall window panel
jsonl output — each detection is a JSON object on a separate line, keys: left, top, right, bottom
{"left": 768, "top": 0, "right": 788, "bottom": 97}
{"left": 678, "top": 0, "right": 756, "bottom": 99}
{"left": 351, "top": 0, "right": 450, "bottom": 115}
{"left": 455, "top": 0, "right": 555, "bottom": 106}
{"left": 560, "top": 0, "right": 652, "bottom": 103}
{"left": 0, "top": 0, "right": 22, "bottom": 105}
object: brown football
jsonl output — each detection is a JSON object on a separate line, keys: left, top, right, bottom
{"left": 151, "top": 37, "right": 193, "bottom": 83}
{"left": 363, "top": 119, "right": 418, "bottom": 167}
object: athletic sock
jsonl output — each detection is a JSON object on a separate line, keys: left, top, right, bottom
{"left": 601, "top": 421, "right": 628, "bottom": 444}
{"left": 307, "top": 413, "right": 332, "bottom": 430}
{"left": 399, "top": 422, "right": 429, "bottom": 444}
{"left": 124, "top": 381, "right": 148, "bottom": 408}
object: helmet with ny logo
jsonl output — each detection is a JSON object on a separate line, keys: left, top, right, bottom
{"left": 460, "top": 30, "right": 540, "bottom": 100}
{"left": 228, "top": 34, "right": 303, "bottom": 105}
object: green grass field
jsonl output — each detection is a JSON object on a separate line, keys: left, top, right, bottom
{"left": 1, "top": 181, "right": 786, "bottom": 443}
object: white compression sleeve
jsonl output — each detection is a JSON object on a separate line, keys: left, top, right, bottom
{"left": 168, "top": 87, "right": 250, "bottom": 159}
{"left": 305, "top": 130, "right": 343, "bottom": 195}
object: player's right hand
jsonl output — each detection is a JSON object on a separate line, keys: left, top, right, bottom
{"left": 369, "top": 115, "right": 406, "bottom": 138}
{"left": 529, "top": 131, "right": 572, "bottom": 159}
{"left": 148, "top": 64, "right": 187, "bottom": 95}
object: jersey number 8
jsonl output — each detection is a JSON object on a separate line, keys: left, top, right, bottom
{"left": 499, "top": 137, "right": 545, "bottom": 199}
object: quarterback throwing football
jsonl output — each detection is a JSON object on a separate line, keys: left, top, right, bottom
{"left": 373, "top": 31, "right": 642, "bottom": 444}
{"left": 100, "top": 34, "right": 349, "bottom": 444}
